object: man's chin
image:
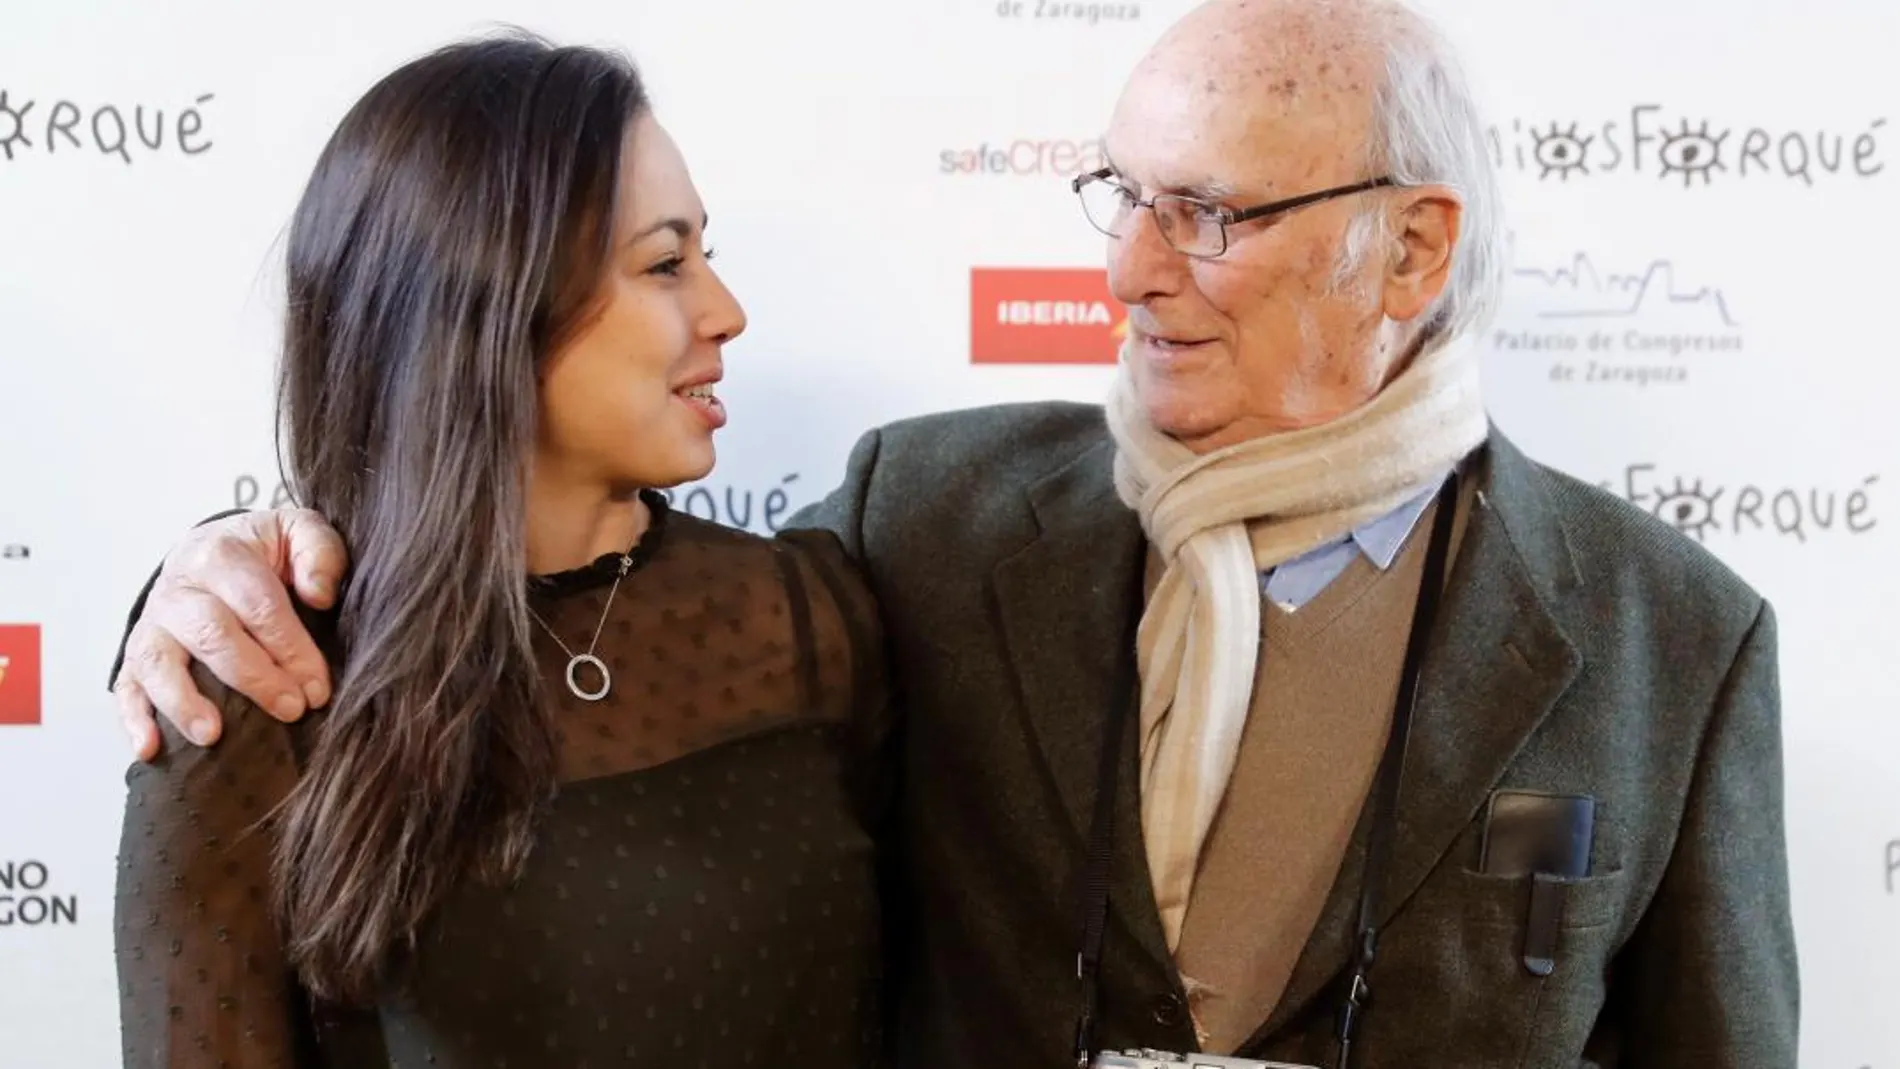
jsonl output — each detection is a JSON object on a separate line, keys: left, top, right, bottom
{"left": 1138, "top": 392, "right": 1232, "bottom": 449}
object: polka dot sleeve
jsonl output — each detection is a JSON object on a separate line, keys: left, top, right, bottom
{"left": 113, "top": 664, "right": 310, "bottom": 1068}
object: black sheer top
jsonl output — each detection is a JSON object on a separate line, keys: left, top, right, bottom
{"left": 113, "top": 496, "right": 893, "bottom": 1067}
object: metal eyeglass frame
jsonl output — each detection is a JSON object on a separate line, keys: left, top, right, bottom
{"left": 1072, "top": 167, "right": 1397, "bottom": 257}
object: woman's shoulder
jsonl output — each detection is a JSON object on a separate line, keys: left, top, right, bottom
{"left": 131, "top": 666, "right": 311, "bottom": 788}
{"left": 657, "top": 501, "right": 867, "bottom": 611}
{"left": 126, "top": 609, "right": 336, "bottom": 791}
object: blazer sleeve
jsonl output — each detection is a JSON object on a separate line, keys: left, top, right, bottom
{"left": 1611, "top": 598, "right": 1799, "bottom": 1067}
{"left": 114, "top": 663, "right": 314, "bottom": 1068}
{"left": 782, "top": 427, "right": 884, "bottom": 567}
{"left": 780, "top": 425, "right": 901, "bottom": 818}
{"left": 779, "top": 426, "right": 913, "bottom": 1063}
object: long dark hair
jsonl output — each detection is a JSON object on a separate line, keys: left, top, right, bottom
{"left": 269, "top": 32, "right": 648, "bottom": 1005}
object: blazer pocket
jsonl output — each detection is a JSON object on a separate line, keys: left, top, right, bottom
{"left": 1452, "top": 866, "right": 1627, "bottom": 932}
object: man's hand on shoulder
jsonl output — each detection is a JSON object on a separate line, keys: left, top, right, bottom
{"left": 112, "top": 508, "right": 349, "bottom": 761}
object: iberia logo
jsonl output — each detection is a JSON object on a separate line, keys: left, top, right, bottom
{"left": 0, "top": 624, "right": 41, "bottom": 726}
{"left": 970, "top": 267, "right": 1128, "bottom": 365}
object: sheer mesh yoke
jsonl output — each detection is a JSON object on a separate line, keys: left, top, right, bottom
{"left": 114, "top": 499, "right": 893, "bottom": 1068}
{"left": 532, "top": 504, "right": 879, "bottom": 782}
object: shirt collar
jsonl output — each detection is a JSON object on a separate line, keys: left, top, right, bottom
{"left": 1259, "top": 470, "right": 1451, "bottom": 612}
{"left": 1346, "top": 473, "right": 1447, "bottom": 570}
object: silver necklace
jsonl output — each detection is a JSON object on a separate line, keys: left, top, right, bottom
{"left": 530, "top": 553, "right": 632, "bottom": 702}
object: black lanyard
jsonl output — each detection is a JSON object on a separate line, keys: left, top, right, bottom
{"left": 1073, "top": 471, "right": 1462, "bottom": 1069}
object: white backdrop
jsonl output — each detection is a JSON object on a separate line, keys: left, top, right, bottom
{"left": 2, "top": 1, "right": 1896, "bottom": 1066}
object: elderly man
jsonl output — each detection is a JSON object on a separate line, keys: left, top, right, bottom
{"left": 111, "top": 0, "right": 1797, "bottom": 1064}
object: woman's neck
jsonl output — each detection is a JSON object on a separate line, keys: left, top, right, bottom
{"left": 525, "top": 475, "right": 651, "bottom": 576}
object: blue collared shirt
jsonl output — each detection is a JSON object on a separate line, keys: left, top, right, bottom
{"left": 1262, "top": 475, "right": 1448, "bottom": 611}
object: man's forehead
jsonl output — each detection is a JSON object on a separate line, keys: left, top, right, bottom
{"left": 1101, "top": 141, "right": 1240, "bottom": 199}
{"left": 1104, "top": 78, "right": 1361, "bottom": 198}
{"left": 1106, "top": 0, "right": 1382, "bottom": 191}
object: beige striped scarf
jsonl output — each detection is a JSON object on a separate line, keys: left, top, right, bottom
{"left": 1105, "top": 336, "right": 1489, "bottom": 950}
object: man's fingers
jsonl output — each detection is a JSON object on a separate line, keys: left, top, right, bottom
{"left": 121, "top": 624, "right": 224, "bottom": 746}
{"left": 113, "top": 677, "right": 159, "bottom": 761}
{"left": 144, "top": 583, "right": 306, "bottom": 722}
{"left": 281, "top": 508, "right": 347, "bottom": 611}
{"left": 188, "top": 523, "right": 332, "bottom": 708}
{"left": 253, "top": 508, "right": 342, "bottom": 706}
{"left": 113, "top": 505, "right": 340, "bottom": 751}
{"left": 158, "top": 510, "right": 335, "bottom": 709}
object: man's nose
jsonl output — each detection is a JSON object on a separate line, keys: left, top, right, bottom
{"left": 1106, "top": 205, "right": 1188, "bottom": 307}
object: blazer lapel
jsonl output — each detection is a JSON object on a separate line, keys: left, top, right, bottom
{"left": 991, "top": 436, "right": 1177, "bottom": 977}
{"left": 1255, "top": 430, "right": 1585, "bottom": 1042}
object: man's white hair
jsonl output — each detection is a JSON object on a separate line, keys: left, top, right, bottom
{"left": 1330, "top": 2, "right": 1505, "bottom": 351}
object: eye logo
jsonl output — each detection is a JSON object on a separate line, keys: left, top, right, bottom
{"left": 1652, "top": 476, "right": 1722, "bottom": 540}
{"left": 1659, "top": 120, "right": 1727, "bottom": 187}
{"left": 0, "top": 90, "right": 32, "bottom": 161}
{"left": 1531, "top": 122, "right": 1593, "bottom": 180}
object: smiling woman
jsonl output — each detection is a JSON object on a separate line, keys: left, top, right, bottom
{"left": 528, "top": 112, "right": 745, "bottom": 574}
{"left": 111, "top": 30, "right": 893, "bottom": 1069}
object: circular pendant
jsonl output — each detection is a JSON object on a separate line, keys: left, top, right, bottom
{"left": 565, "top": 653, "right": 611, "bottom": 702}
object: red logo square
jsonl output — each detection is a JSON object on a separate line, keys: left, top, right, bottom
{"left": 970, "top": 267, "right": 1127, "bottom": 365}
{"left": 0, "top": 624, "right": 43, "bottom": 726}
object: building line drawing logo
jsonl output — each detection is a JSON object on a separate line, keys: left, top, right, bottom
{"left": 1491, "top": 249, "right": 1745, "bottom": 386}
{"left": 1514, "top": 254, "right": 1739, "bottom": 327}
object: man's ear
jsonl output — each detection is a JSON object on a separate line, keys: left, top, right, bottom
{"left": 1382, "top": 187, "right": 1462, "bottom": 323}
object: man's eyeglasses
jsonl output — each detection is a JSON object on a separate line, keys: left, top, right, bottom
{"left": 1072, "top": 167, "right": 1396, "bottom": 258}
